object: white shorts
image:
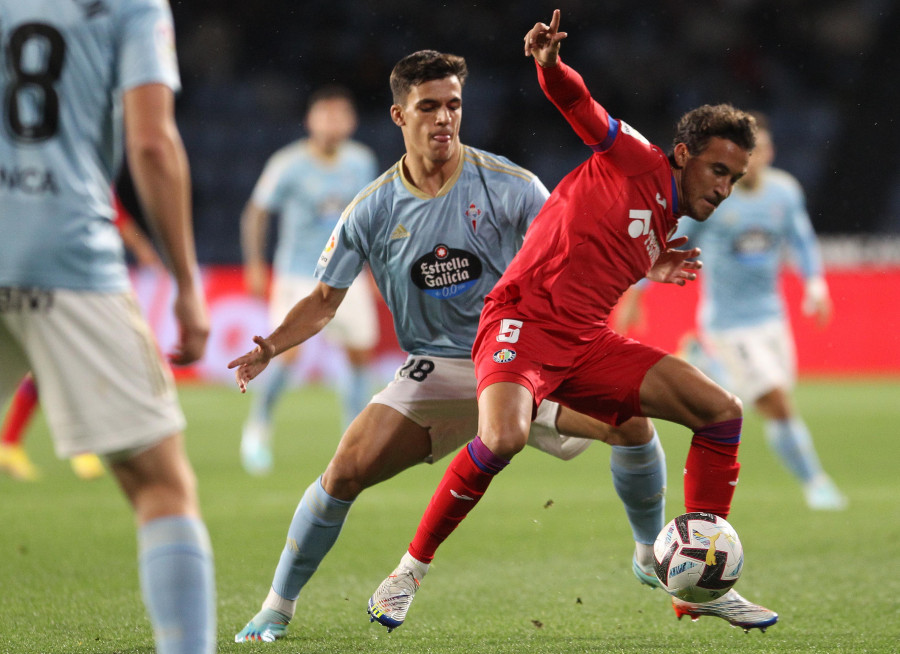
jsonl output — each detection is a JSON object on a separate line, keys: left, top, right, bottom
{"left": 0, "top": 288, "right": 185, "bottom": 459}
{"left": 705, "top": 318, "right": 796, "bottom": 404}
{"left": 371, "top": 355, "right": 592, "bottom": 463}
{"left": 271, "top": 272, "right": 378, "bottom": 351}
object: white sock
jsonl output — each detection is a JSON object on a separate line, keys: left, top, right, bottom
{"left": 399, "top": 551, "right": 430, "bottom": 581}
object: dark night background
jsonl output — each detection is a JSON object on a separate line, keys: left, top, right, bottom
{"left": 157, "top": 0, "right": 900, "bottom": 264}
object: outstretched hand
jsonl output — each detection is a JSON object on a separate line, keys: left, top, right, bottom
{"left": 646, "top": 235, "right": 702, "bottom": 286}
{"left": 227, "top": 335, "right": 276, "bottom": 393}
{"left": 524, "top": 9, "right": 567, "bottom": 67}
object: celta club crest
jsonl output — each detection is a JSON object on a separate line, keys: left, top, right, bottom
{"left": 466, "top": 203, "right": 482, "bottom": 232}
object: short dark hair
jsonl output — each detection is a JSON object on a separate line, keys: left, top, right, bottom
{"left": 306, "top": 84, "right": 355, "bottom": 114}
{"left": 389, "top": 50, "right": 468, "bottom": 104}
{"left": 670, "top": 104, "right": 757, "bottom": 162}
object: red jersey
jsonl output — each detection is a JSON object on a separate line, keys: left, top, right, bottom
{"left": 485, "top": 59, "right": 679, "bottom": 338}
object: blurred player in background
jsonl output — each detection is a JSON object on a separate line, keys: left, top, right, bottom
{"left": 617, "top": 113, "right": 846, "bottom": 511}
{"left": 369, "top": 11, "right": 777, "bottom": 633}
{"left": 0, "top": 1, "right": 216, "bottom": 652}
{"left": 0, "top": 196, "right": 163, "bottom": 482}
{"left": 230, "top": 48, "right": 669, "bottom": 643}
{"left": 239, "top": 85, "right": 380, "bottom": 475}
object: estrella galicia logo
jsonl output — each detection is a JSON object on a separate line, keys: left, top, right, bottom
{"left": 492, "top": 348, "right": 516, "bottom": 363}
{"left": 411, "top": 244, "right": 483, "bottom": 299}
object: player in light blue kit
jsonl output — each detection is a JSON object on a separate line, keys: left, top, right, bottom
{"left": 0, "top": 1, "right": 216, "bottom": 652}
{"left": 229, "top": 50, "right": 670, "bottom": 642}
{"left": 621, "top": 113, "right": 846, "bottom": 511}
{"left": 240, "top": 85, "right": 380, "bottom": 475}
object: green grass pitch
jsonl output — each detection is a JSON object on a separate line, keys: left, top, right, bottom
{"left": 2, "top": 378, "right": 899, "bottom": 653}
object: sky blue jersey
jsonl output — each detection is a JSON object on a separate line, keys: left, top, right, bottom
{"left": 677, "top": 167, "right": 825, "bottom": 331}
{"left": 251, "top": 139, "right": 377, "bottom": 277}
{"left": 316, "top": 145, "right": 549, "bottom": 358}
{"left": 0, "top": 0, "right": 180, "bottom": 291}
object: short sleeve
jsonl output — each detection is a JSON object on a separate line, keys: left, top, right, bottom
{"left": 117, "top": 0, "right": 180, "bottom": 93}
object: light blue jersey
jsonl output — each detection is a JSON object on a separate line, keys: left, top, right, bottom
{"left": 252, "top": 139, "right": 377, "bottom": 277}
{"left": 0, "top": 0, "right": 180, "bottom": 291}
{"left": 678, "top": 168, "right": 824, "bottom": 331}
{"left": 316, "top": 145, "right": 549, "bottom": 358}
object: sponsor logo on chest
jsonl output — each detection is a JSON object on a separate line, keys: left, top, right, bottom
{"left": 411, "top": 243, "right": 483, "bottom": 299}
{"left": 627, "top": 208, "right": 662, "bottom": 266}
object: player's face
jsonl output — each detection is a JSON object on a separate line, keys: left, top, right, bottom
{"left": 306, "top": 97, "right": 357, "bottom": 152}
{"left": 392, "top": 76, "right": 463, "bottom": 164}
{"left": 679, "top": 137, "right": 750, "bottom": 221}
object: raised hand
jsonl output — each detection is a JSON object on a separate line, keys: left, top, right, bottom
{"left": 523, "top": 9, "right": 567, "bottom": 68}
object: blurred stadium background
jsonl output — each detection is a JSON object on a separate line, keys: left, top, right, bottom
{"left": 124, "top": 0, "right": 900, "bottom": 381}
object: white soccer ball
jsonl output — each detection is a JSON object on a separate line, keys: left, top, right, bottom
{"left": 653, "top": 512, "right": 743, "bottom": 603}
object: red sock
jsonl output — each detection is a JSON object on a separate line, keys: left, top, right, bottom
{"left": 683, "top": 418, "right": 742, "bottom": 519}
{"left": 1, "top": 376, "right": 39, "bottom": 446}
{"left": 408, "top": 437, "right": 508, "bottom": 564}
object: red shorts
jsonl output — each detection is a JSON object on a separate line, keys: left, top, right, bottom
{"left": 473, "top": 310, "right": 667, "bottom": 426}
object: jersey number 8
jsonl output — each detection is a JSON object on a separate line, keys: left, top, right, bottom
{"left": 3, "top": 22, "right": 66, "bottom": 143}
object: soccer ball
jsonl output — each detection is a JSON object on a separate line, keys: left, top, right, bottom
{"left": 653, "top": 512, "right": 743, "bottom": 603}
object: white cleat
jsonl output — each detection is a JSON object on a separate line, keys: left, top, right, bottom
{"left": 367, "top": 570, "right": 420, "bottom": 632}
{"left": 672, "top": 588, "right": 778, "bottom": 632}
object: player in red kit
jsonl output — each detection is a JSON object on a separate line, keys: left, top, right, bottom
{"left": 368, "top": 10, "right": 777, "bottom": 633}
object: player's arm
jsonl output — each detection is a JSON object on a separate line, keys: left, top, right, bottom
{"left": 116, "top": 215, "right": 164, "bottom": 268}
{"left": 525, "top": 10, "right": 614, "bottom": 147}
{"left": 227, "top": 282, "right": 348, "bottom": 392}
{"left": 123, "top": 82, "right": 209, "bottom": 365}
{"left": 113, "top": 194, "right": 164, "bottom": 268}
{"left": 787, "top": 184, "right": 832, "bottom": 325}
{"left": 240, "top": 200, "right": 271, "bottom": 297}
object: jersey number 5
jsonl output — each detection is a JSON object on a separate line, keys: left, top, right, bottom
{"left": 3, "top": 23, "right": 66, "bottom": 143}
{"left": 496, "top": 319, "right": 523, "bottom": 344}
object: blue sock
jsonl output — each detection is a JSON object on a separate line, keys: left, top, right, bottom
{"left": 337, "top": 364, "right": 371, "bottom": 429}
{"left": 271, "top": 476, "right": 353, "bottom": 601}
{"left": 610, "top": 431, "right": 666, "bottom": 544}
{"left": 138, "top": 516, "right": 216, "bottom": 654}
{"left": 764, "top": 418, "right": 823, "bottom": 483}
{"left": 249, "top": 358, "right": 290, "bottom": 425}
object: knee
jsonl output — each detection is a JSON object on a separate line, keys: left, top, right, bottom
{"left": 479, "top": 426, "right": 528, "bottom": 460}
{"left": 607, "top": 417, "right": 654, "bottom": 446}
{"left": 706, "top": 390, "right": 743, "bottom": 425}
{"left": 130, "top": 473, "right": 200, "bottom": 524}
{"left": 321, "top": 460, "right": 365, "bottom": 501}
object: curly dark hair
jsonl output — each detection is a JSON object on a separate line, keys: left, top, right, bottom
{"left": 669, "top": 104, "right": 757, "bottom": 164}
{"left": 390, "top": 50, "right": 468, "bottom": 104}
